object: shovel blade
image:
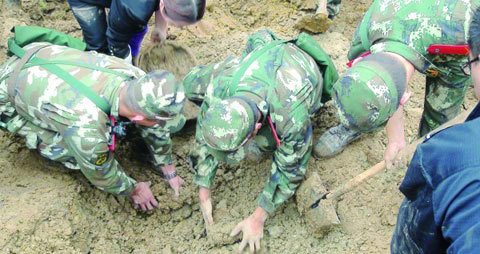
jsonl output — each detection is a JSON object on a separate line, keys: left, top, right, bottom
{"left": 297, "top": 172, "right": 341, "bottom": 237}
{"left": 297, "top": 172, "right": 328, "bottom": 215}
{"left": 305, "top": 198, "right": 341, "bottom": 237}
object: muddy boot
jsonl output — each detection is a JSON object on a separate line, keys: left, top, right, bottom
{"left": 314, "top": 124, "right": 362, "bottom": 158}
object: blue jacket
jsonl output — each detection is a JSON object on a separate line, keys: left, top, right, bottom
{"left": 391, "top": 103, "right": 480, "bottom": 254}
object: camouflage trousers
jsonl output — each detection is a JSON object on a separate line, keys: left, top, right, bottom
{"left": 0, "top": 82, "right": 79, "bottom": 169}
{"left": 419, "top": 60, "right": 471, "bottom": 136}
{"left": 2, "top": 116, "right": 81, "bottom": 170}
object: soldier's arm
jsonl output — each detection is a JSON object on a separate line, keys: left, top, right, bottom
{"left": 189, "top": 104, "right": 220, "bottom": 189}
{"left": 256, "top": 117, "right": 312, "bottom": 215}
{"left": 256, "top": 51, "right": 315, "bottom": 214}
{"left": 62, "top": 127, "right": 137, "bottom": 196}
{"left": 347, "top": 23, "right": 367, "bottom": 60}
{"left": 183, "top": 56, "right": 239, "bottom": 102}
{"left": 137, "top": 114, "right": 186, "bottom": 170}
{"left": 242, "top": 29, "right": 279, "bottom": 55}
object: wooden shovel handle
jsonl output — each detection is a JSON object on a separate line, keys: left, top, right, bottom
{"left": 325, "top": 106, "right": 475, "bottom": 201}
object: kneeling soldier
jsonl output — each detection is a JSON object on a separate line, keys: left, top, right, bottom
{"left": 0, "top": 33, "right": 185, "bottom": 211}
{"left": 315, "top": 0, "right": 480, "bottom": 169}
{"left": 184, "top": 29, "right": 338, "bottom": 253}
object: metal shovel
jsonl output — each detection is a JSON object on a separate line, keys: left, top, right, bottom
{"left": 297, "top": 106, "right": 474, "bottom": 237}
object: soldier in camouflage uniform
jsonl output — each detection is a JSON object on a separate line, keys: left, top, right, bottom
{"left": 183, "top": 29, "right": 337, "bottom": 253}
{"left": 315, "top": 0, "right": 480, "bottom": 169}
{"left": 0, "top": 42, "right": 186, "bottom": 211}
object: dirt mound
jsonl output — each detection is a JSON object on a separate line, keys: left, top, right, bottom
{"left": 136, "top": 42, "right": 197, "bottom": 80}
{"left": 136, "top": 42, "right": 200, "bottom": 120}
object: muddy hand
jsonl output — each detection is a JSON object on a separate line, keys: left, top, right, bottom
{"left": 384, "top": 141, "right": 407, "bottom": 170}
{"left": 168, "top": 175, "right": 184, "bottom": 200}
{"left": 199, "top": 187, "right": 214, "bottom": 226}
{"left": 161, "top": 164, "right": 184, "bottom": 200}
{"left": 230, "top": 207, "right": 267, "bottom": 253}
{"left": 130, "top": 181, "right": 159, "bottom": 212}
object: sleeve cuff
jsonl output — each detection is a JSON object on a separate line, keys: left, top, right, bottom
{"left": 193, "top": 175, "right": 214, "bottom": 189}
{"left": 152, "top": 154, "right": 173, "bottom": 167}
{"left": 256, "top": 194, "right": 276, "bottom": 215}
{"left": 116, "top": 178, "right": 137, "bottom": 196}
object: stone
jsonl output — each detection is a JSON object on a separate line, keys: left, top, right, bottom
{"left": 294, "top": 13, "right": 332, "bottom": 34}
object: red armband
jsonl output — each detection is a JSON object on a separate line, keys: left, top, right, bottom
{"left": 427, "top": 44, "right": 469, "bottom": 55}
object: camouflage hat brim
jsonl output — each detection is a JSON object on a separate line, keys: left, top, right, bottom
{"left": 207, "top": 144, "right": 247, "bottom": 165}
{"left": 161, "top": 113, "right": 186, "bottom": 133}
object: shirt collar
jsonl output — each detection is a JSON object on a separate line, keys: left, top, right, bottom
{"left": 466, "top": 102, "right": 480, "bottom": 122}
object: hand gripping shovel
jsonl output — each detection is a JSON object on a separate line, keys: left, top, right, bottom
{"left": 296, "top": 106, "right": 474, "bottom": 237}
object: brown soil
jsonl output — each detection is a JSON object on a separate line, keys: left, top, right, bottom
{"left": 0, "top": 0, "right": 477, "bottom": 253}
{"left": 136, "top": 42, "right": 197, "bottom": 80}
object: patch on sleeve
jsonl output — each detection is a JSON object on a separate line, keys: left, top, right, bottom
{"left": 94, "top": 152, "right": 109, "bottom": 166}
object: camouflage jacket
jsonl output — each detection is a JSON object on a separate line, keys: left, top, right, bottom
{"left": 0, "top": 42, "right": 184, "bottom": 195}
{"left": 187, "top": 30, "right": 327, "bottom": 214}
{"left": 349, "top": 0, "right": 480, "bottom": 76}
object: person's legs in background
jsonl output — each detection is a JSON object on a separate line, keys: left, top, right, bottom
{"left": 67, "top": 0, "right": 109, "bottom": 54}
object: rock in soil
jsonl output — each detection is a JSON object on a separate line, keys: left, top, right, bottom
{"left": 294, "top": 13, "right": 332, "bottom": 33}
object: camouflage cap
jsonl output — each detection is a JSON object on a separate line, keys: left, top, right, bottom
{"left": 125, "top": 70, "right": 185, "bottom": 120}
{"left": 333, "top": 54, "right": 404, "bottom": 132}
{"left": 202, "top": 98, "right": 256, "bottom": 164}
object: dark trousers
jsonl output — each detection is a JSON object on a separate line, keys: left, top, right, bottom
{"left": 67, "top": 0, "right": 152, "bottom": 58}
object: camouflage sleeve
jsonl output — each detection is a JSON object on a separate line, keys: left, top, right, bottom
{"left": 62, "top": 125, "right": 137, "bottom": 196}
{"left": 256, "top": 48, "right": 315, "bottom": 214}
{"left": 256, "top": 117, "right": 313, "bottom": 215}
{"left": 36, "top": 101, "right": 136, "bottom": 196}
{"left": 242, "top": 29, "right": 280, "bottom": 55}
{"left": 347, "top": 23, "right": 366, "bottom": 60}
{"left": 189, "top": 103, "right": 220, "bottom": 189}
{"left": 327, "top": 0, "right": 342, "bottom": 18}
{"left": 183, "top": 56, "right": 239, "bottom": 102}
{"left": 137, "top": 114, "right": 186, "bottom": 169}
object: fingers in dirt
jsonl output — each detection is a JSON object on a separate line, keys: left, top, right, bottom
{"left": 238, "top": 237, "right": 248, "bottom": 253}
{"left": 249, "top": 240, "right": 255, "bottom": 254}
{"left": 255, "top": 239, "right": 261, "bottom": 251}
